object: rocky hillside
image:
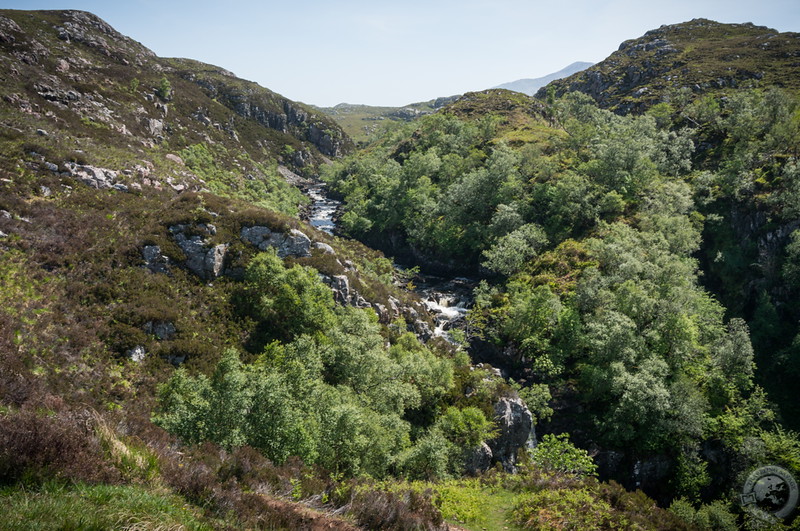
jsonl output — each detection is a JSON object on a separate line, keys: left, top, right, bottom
{"left": 0, "top": 8, "right": 352, "bottom": 212}
{"left": 538, "top": 19, "right": 800, "bottom": 113}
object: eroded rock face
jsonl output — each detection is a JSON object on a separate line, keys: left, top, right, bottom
{"left": 488, "top": 397, "right": 534, "bottom": 472}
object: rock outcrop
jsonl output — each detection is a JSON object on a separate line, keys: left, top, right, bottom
{"left": 169, "top": 224, "right": 228, "bottom": 281}
{"left": 240, "top": 225, "right": 311, "bottom": 258}
{"left": 488, "top": 397, "right": 534, "bottom": 472}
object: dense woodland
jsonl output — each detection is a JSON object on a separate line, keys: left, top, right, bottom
{"left": 1, "top": 9, "right": 800, "bottom": 530}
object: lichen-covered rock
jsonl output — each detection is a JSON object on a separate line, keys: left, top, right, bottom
{"left": 170, "top": 224, "right": 228, "bottom": 280}
{"left": 64, "top": 162, "right": 118, "bottom": 189}
{"left": 312, "top": 241, "right": 335, "bottom": 255}
{"left": 276, "top": 229, "right": 311, "bottom": 258}
{"left": 488, "top": 397, "right": 534, "bottom": 472}
{"left": 239, "top": 226, "right": 311, "bottom": 258}
{"left": 142, "top": 244, "right": 169, "bottom": 274}
{"left": 464, "top": 442, "right": 493, "bottom": 476}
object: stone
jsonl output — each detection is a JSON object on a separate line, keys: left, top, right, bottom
{"left": 144, "top": 320, "right": 176, "bottom": 340}
{"left": 142, "top": 244, "right": 169, "bottom": 274}
{"left": 126, "top": 345, "right": 146, "bottom": 362}
{"left": 205, "top": 244, "right": 228, "bottom": 279}
{"left": 64, "top": 162, "right": 118, "bottom": 189}
{"left": 113, "top": 183, "right": 129, "bottom": 192}
{"left": 36, "top": 128, "right": 48, "bottom": 136}
{"left": 487, "top": 397, "right": 534, "bottom": 472}
{"left": 327, "top": 274, "right": 351, "bottom": 304}
{"left": 43, "top": 162, "right": 58, "bottom": 172}
{"left": 275, "top": 229, "right": 312, "bottom": 258}
{"left": 312, "top": 241, "right": 335, "bottom": 255}
{"left": 40, "top": 185, "right": 51, "bottom": 197}
{"left": 165, "top": 153, "right": 184, "bottom": 165}
{"left": 464, "top": 443, "right": 493, "bottom": 476}
{"left": 170, "top": 225, "right": 228, "bottom": 280}
{"left": 240, "top": 225, "right": 273, "bottom": 248}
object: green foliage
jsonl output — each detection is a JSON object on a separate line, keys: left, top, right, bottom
{"left": 180, "top": 143, "right": 306, "bottom": 215}
{"left": 531, "top": 433, "right": 598, "bottom": 478}
{"left": 512, "top": 487, "right": 614, "bottom": 530}
{"left": 156, "top": 76, "right": 172, "bottom": 101}
{"left": 0, "top": 482, "right": 211, "bottom": 530}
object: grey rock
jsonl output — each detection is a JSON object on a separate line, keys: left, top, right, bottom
{"left": 0, "top": 230, "right": 7, "bottom": 238}
{"left": 374, "top": 303, "right": 390, "bottom": 323}
{"left": 36, "top": 128, "right": 48, "bottom": 136}
{"left": 464, "top": 442, "right": 493, "bottom": 476}
{"left": 240, "top": 225, "right": 273, "bottom": 248}
{"left": 142, "top": 244, "right": 169, "bottom": 274}
{"left": 143, "top": 117, "right": 163, "bottom": 137}
{"left": 312, "top": 241, "right": 335, "bottom": 255}
{"left": 274, "top": 229, "right": 312, "bottom": 258}
{"left": 144, "top": 320, "right": 176, "bottom": 340}
{"left": 488, "top": 397, "right": 534, "bottom": 472}
{"left": 43, "top": 162, "right": 58, "bottom": 172}
{"left": 40, "top": 185, "right": 52, "bottom": 197}
{"left": 126, "top": 345, "right": 146, "bottom": 362}
{"left": 113, "top": 183, "right": 129, "bottom": 192}
{"left": 205, "top": 244, "right": 228, "bottom": 279}
{"left": 0, "top": 210, "right": 11, "bottom": 219}
{"left": 64, "top": 162, "right": 118, "bottom": 189}
{"left": 170, "top": 225, "right": 228, "bottom": 280}
{"left": 328, "top": 274, "right": 351, "bottom": 304}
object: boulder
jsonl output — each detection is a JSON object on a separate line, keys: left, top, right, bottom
{"left": 144, "top": 320, "right": 176, "bottom": 340}
{"left": 142, "top": 244, "right": 169, "bottom": 274}
{"left": 312, "top": 241, "right": 335, "bottom": 255}
{"left": 240, "top": 225, "right": 273, "bottom": 249}
{"left": 126, "top": 345, "right": 146, "bottom": 362}
{"left": 275, "top": 229, "right": 311, "bottom": 258}
{"left": 488, "top": 397, "right": 534, "bottom": 472}
{"left": 464, "top": 442, "right": 493, "bottom": 476}
{"left": 170, "top": 225, "right": 228, "bottom": 280}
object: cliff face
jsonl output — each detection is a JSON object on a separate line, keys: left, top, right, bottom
{"left": 538, "top": 19, "right": 800, "bottom": 113}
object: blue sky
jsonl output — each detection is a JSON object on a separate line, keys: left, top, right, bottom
{"left": 2, "top": 0, "right": 798, "bottom": 106}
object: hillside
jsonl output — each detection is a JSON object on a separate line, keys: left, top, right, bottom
{"left": 494, "top": 61, "right": 594, "bottom": 96}
{"left": 538, "top": 19, "right": 800, "bottom": 113}
{"left": 315, "top": 95, "right": 459, "bottom": 145}
{"left": 2, "top": 8, "right": 800, "bottom": 530}
{"left": 0, "top": 8, "right": 352, "bottom": 214}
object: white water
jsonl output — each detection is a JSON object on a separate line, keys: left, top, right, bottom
{"left": 303, "top": 183, "right": 474, "bottom": 341}
{"left": 306, "top": 183, "right": 339, "bottom": 235}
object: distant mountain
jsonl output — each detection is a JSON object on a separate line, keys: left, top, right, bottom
{"left": 537, "top": 19, "right": 800, "bottom": 113}
{"left": 494, "top": 61, "right": 594, "bottom": 95}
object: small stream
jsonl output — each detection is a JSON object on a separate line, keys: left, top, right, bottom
{"left": 306, "top": 183, "right": 339, "bottom": 235}
{"left": 304, "top": 182, "right": 474, "bottom": 340}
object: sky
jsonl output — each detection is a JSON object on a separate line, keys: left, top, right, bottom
{"left": 2, "top": 0, "right": 799, "bottom": 107}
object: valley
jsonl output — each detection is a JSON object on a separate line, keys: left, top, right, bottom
{"left": 1, "top": 8, "right": 800, "bottom": 531}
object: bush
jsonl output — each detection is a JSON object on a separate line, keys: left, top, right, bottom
{"left": 530, "top": 433, "right": 598, "bottom": 478}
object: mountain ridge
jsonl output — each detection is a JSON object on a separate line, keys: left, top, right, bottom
{"left": 493, "top": 61, "right": 594, "bottom": 95}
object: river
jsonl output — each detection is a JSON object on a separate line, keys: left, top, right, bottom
{"left": 304, "top": 182, "right": 474, "bottom": 342}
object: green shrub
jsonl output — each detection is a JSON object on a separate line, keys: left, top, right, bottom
{"left": 530, "top": 433, "right": 598, "bottom": 478}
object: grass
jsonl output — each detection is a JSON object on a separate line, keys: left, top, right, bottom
{"left": 0, "top": 482, "right": 213, "bottom": 530}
